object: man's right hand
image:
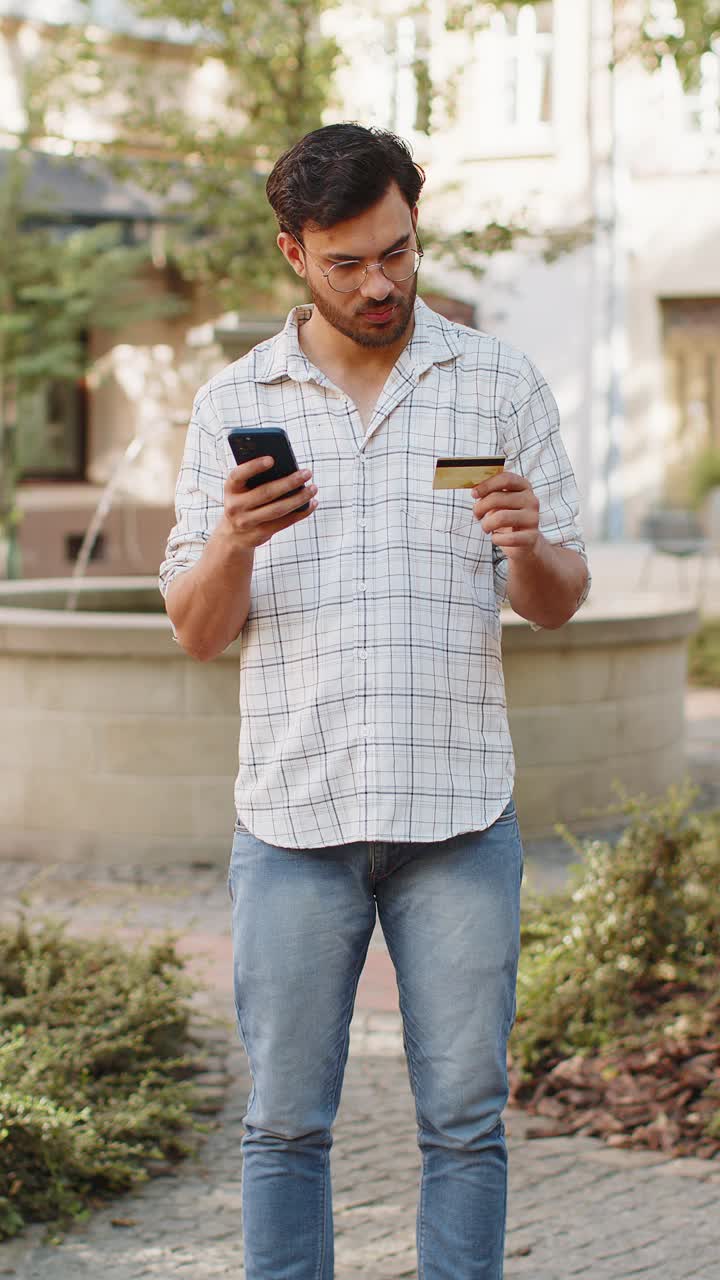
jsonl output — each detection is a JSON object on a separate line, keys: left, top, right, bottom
{"left": 223, "top": 456, "right": 318, "bottom": 550}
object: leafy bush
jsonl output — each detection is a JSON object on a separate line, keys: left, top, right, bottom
{"left": 513, "top": 785, "right": 720, "bottom": 1078}
{"left": 0, "top": 918, "right": 199, "bottom": 1240}
{"left": 688, "top": 618, "right": 720, "bottom": 688}
{"left": 687, "top": 446, "right": 720, "bottom": 509}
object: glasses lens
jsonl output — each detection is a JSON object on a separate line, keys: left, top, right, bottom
{"left": 327, "top": 262, "right": 367, "bottom": 293}
{"left": 382, "top": 249, "right": 420, "bottom": 282}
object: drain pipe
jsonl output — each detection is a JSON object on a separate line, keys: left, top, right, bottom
{"left": 589, "top": 0, "right": 627, "bottom": 540}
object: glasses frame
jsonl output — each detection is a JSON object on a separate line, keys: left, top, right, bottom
{"left": 296, "top": 236, "right": 424, "bottom": 294}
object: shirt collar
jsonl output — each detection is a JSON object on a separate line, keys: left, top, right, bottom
{"left": 252, "top": 297, "right": 464, "bottom": 385}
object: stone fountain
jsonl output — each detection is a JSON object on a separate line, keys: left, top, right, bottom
{"left": 0, "top": 575, "right": 698, "bottom": 864}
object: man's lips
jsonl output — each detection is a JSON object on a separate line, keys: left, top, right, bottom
{"left": 359, "top": 304, "right": 397, "bottom": 321}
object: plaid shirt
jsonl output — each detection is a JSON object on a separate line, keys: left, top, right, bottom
{"left": 160, "top": 299, "right": 590, "bottom": 848}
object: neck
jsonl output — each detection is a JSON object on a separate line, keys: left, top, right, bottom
{"left": 299, "top": 303, "right": 415, "bottom": 380}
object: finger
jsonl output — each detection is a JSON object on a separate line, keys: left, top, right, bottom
{"left": 473, "top": 490, "right": 534, "bottom": 517}
{"left": 254, "top": 498, "right": 319, "bottom": 539}
{"left": 242, "top": 468, "right": 314, "bottom": 509}
{"left": 252, "top": 484, "right": 318, "bottom": 524}
{"left": 228, "top": 482, "right": 317, "bottom": 527}
{"left": 490, "top": 528, "right": 537, "bottom": 548}
{"left": 471, "top": 470, "right": 528, "bottom": 499}
{"left": 226, "top": 455, "right": 276, "bottom": 491}
{"left": 480, "top": 508, "right": 538, "bottom": 534}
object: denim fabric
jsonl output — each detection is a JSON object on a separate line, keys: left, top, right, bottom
{"left": 227, "top": 799, "right": 523, "bottom": 1279}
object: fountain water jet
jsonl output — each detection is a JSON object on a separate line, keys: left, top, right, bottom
{"left": 65, "top": 436, "right": 147, "bottom": 610}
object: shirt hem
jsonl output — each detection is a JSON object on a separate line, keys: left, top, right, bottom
{"left": 232, "top": 789, "right": 516, "bottom": 849}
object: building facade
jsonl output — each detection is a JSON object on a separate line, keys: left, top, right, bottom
{"left": 2, "top": 0, "right": 720, "bottom": 574}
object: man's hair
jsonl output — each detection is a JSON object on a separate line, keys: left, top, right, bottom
{"left": 266, "top": 123, "right": 425, "bottom": 240}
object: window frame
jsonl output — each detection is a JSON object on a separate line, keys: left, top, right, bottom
{"left": 17, "top": 370, "right": 89, "bottom": 484}
{"left": 457, "top": 1, "right": 556, "bottom": 160}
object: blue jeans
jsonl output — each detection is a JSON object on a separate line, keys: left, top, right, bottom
{"left": 227, "top": 799, "right": 523, "bottom": 1279}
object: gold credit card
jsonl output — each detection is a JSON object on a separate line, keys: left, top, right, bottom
{"left": 432, "top": 456, "right": 506, "bottom": 490}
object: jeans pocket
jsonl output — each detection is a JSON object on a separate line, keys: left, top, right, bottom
{"left": 494, "top": 797, "right": 517, "bottom": 825}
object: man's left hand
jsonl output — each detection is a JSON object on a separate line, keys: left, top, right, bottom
{"left": 471, "top": 471, "right": 541, "bottom": 562}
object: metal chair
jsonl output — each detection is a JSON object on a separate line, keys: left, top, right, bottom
{"left": 637, "top": 508, "right": 711, "bottom": 599}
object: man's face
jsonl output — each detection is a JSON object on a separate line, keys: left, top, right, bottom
{"left": 280, "top": 183, "right": 419, "bottom": 350}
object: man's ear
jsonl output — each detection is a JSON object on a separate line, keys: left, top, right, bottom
{"left": 277, "top": 232, "right": 306, "bottom": 279}
{"left": 411, "top": 205, "right": 419, "bottom": 232}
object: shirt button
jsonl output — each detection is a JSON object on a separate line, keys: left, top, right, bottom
{"left": 358, "top": 519, "right": 367, "bottom": 529}
{"left": 358, "top": 650, "right": 368, "bottom": 661}
{"left": 358, "top": 582, "right": 367, "bottom": 592}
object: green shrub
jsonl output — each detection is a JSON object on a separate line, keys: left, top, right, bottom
{"left": 687, "top": 446, "right": 720, "bottom": 509}
{"left": 688, "top": 618, "right": 720, "bottom": 688}
{"left": 0, "top": 918, "right": 199, "bottom": 1240}
{"left": 512, "top": 784, "right": 720, "bottom": 1078}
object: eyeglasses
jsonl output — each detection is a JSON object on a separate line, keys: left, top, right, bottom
{"left": 297, "top": 241, "right": 423, "bottom": 294}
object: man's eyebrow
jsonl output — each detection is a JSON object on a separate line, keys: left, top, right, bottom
{"left": 324, "top": 233, "right": 411, "bottom": 263}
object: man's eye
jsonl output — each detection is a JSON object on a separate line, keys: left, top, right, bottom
{"left": 327, "top": 261, "right": 365, "bottom": 290}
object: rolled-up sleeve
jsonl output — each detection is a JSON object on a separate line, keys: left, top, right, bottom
{"left": 158, "top": 386, "right": 228, "bottom": 600}
{"left": 493, "top": 355, "right": 591, "bottom": 617}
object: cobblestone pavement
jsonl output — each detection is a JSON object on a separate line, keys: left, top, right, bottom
{"left": 1, "top": 690, "right": 719, "bottom": 1279}
{"left": 3, "top": 1037, "right": 720, "bottom": 1280}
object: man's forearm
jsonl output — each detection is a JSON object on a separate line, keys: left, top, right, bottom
{"left": 507, "top": 537, "right": 589, "bottom": 630}
{"left": 165, "top": 517, "right": 255, "bottom": 661}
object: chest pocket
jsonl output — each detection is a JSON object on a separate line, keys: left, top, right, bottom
{"left": 399, "top": 449, "right": 495, "bottom": 596}
{"left": 402, "top": 450, "right": 476, "bottom": 535}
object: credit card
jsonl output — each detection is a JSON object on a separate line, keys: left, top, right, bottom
{"left": 432, "top": 456, "right": 506, "bottom": 490}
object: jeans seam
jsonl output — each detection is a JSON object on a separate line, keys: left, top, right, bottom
{"left": 321, "top": 932, "right": 372, "bottom": 1279}
{"left": 395, "top": 996, "right": 427, "bottom": 1277}
{"left": 316, "top": 1147, "right": 328, "bottom": 1280}
{"left": 328, "top": 939, "right": 371, "bottom": 1116}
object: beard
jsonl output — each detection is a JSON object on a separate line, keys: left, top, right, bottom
{"left": 306, "top": 275, "right": 417, "bottom": 349}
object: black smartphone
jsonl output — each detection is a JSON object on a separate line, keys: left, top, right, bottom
{"left": 227, "top": 427, "right": 309, "bottom": 512}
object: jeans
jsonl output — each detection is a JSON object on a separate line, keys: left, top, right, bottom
{"left": 227, "top": 799, "right": 523, "bottom": 1279}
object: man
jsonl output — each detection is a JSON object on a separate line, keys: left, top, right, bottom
{"left": 160, "top": 123, "right": 590, "bottom": 1279}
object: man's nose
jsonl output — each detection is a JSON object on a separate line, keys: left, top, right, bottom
{"left": 359, "top": 264, "right": 394, "bottom": 303}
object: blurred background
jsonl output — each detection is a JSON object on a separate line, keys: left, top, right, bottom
{"left": 0, "top": 0, "right": 719, "bottom": 586}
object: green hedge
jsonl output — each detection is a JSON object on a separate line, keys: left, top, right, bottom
{"left": 513, "top": 785, "right": 720, "bottom": 1080}
{"left": 688, "top": 619, "right": 720, "bottom": 688}
{"left": 0, "top": 919, "right": 198, "bottom": 1240}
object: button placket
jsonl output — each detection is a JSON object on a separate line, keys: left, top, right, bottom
{"left": 356, "top": 446, "right": 371, "bottom": 775}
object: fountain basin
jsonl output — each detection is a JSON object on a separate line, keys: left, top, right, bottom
{"left": 0, "top": 578, "right": 698, "bottom": 863}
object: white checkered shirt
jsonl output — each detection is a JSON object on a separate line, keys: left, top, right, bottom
{"left": 160, "top": 299, "right": 590, "bottom": 848}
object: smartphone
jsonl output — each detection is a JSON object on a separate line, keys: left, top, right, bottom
{"left": 227, "top": 427, "right": 309, "bottom": 512}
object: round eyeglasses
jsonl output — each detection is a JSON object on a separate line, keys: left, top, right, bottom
{"left": 299, "top": 243, "right": 423, "bottom": 294}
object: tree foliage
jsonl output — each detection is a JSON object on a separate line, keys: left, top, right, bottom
{"left": 636, "top": 0, "right": 720, "bottom": 85}
{"left": 0, "top": 146, "right": 178, "bottom": 564}
{"left": 66, "top": 0, "right": 587, "bottom": 303}
{"left": 76, "top": 0, "right": 343, "bottom": 307}
{"left": 448, "top": 1, "right": 720, "bottom": 85}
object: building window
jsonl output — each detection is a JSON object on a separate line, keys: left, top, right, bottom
{"left": 483, "top": 2, "right": 553, "bottom": 131}
{"left": 385, "top": 10, "right": 432, "bottom": 136}
{"left": 17, "top": 376, "right": 87, "bottom": 480}
{"left": 455, "top": 1, "right": 554, "bottom": 146}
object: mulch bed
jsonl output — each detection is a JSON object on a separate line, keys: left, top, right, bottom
{"left": 509, "top": 1019, "right": 720, "bottom": 1160}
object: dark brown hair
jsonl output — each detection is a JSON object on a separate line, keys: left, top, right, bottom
{"left": 266, "top": 123, "right": 425, "bottom": 240}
